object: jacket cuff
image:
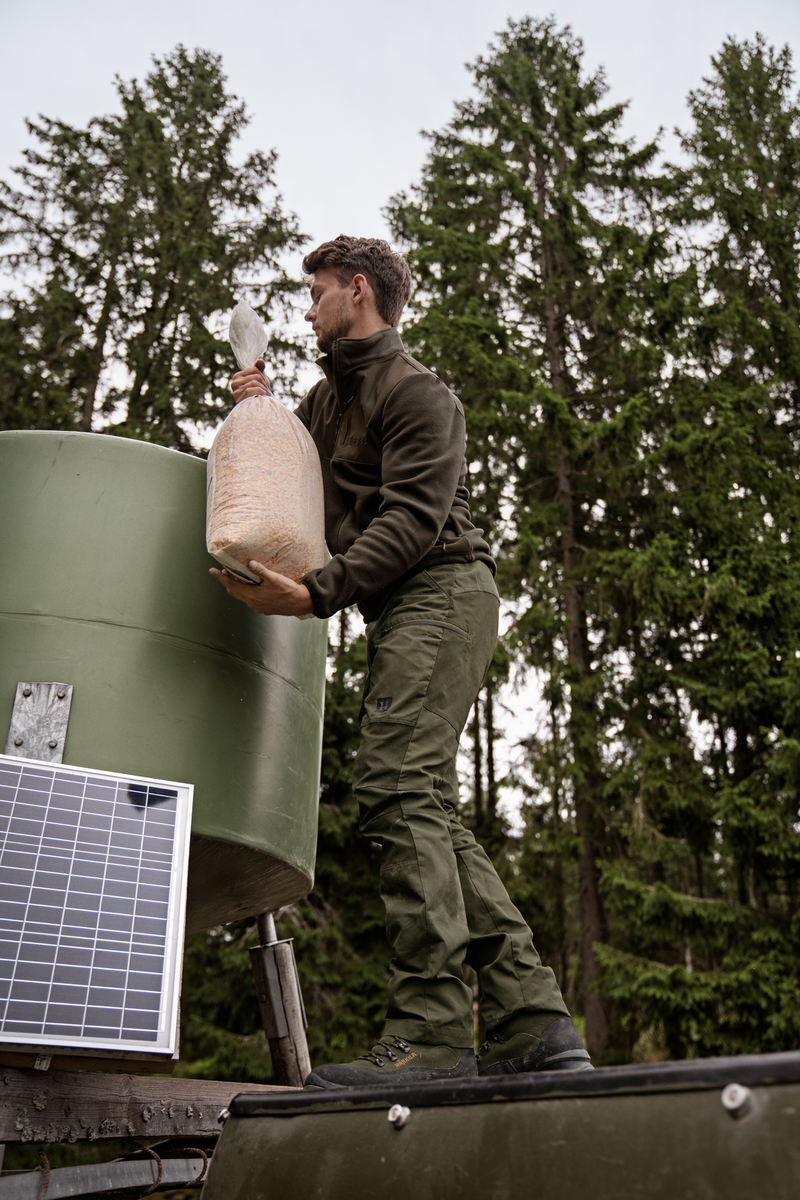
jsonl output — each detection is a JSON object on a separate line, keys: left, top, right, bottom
{"left": 302, "top": 568, "right": 338, "bottom": 620}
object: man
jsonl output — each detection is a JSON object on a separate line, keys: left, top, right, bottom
{"left": 213, "top": 235, "right": 591, "bottom": 1088}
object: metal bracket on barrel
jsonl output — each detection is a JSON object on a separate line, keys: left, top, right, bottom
{"left": 4, "top": 682, "right": 74, "bottom": 763}
{"left": 250, "top": 926, "right": 289, "bottom": 1041}
{"left": 249, "top": 912, "right": 311, "bottom": 1087}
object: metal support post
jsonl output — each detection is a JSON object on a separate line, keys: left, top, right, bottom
{"left": 249, "top": 913, "right": 311, "bottom": 1087}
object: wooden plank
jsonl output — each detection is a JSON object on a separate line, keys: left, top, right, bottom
{"left": 0, "top": 1067, "right": 295, "bottom": 1143}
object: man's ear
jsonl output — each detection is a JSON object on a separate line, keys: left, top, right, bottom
{"left": 351, "top": 273, "right": 371, "bottom": 306}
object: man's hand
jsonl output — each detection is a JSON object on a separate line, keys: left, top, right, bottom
{"left": 231, "top": 359, "right": 271, "bottom": 404}
{"left": 210, "top": 560, "right": 314, "bottom": 617}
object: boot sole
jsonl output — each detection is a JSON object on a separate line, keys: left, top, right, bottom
{"left": 479, "top": 1048, "right": 593, "bottom": 1076}
{"left": 305, "top": 1066, "right": 478, "bottom": 1090}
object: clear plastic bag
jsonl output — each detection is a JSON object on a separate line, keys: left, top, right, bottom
{"left": 228, "top": 298, "right": 268, "bottom": 370}
{"left": 205, "top": 301, "right": 325, "bottom": 609}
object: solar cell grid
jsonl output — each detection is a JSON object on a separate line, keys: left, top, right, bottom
{"left": 0, "top": 756, "right": 191, "bottom": 1056}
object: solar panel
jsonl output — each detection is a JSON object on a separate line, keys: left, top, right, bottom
{"left": 0, "top": 754, "right": 192, "bottom": 1058}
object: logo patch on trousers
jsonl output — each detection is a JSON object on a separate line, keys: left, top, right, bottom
{"left": 374, "top": 697, "right": 393, "bottom": 715}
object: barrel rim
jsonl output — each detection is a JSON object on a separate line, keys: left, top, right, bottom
{"left": 227, "top": 1048, "right": 800, "bottom": 1116}
{"left": 0, "top": 427, "right": 204, "bottom": 462}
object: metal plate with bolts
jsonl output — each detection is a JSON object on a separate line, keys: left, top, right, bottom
{"left": 4, "top": 684, "right": 73, "bottom": 764}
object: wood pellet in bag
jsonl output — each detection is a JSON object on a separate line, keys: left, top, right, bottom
{"left": 206, "top": 394, "right": 325, "bottom": 588}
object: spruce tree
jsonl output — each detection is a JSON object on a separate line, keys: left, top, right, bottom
{"left": 0, "top": 46, "right": 306, "bottom": 449}
{"left": 596, "top": 35, "right": 800, "bottom": 1058}
{"left": 388, "top": 15, "right": 676, "bottom": 1059}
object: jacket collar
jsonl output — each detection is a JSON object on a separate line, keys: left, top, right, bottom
{"left": 318, "top": 327, "right": 404, "bottom": 402}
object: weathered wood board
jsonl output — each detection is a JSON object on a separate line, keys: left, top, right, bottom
{"left": 0, "top": 1067, "right": 295, "bottom": 1144}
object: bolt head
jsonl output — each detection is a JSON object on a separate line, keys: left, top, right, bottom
{"left": 48, "top": 740, "right": 58, "bottom": 749}
{"left": 721, "top": 1082, "right": 752, "bottom": 1115}
{"left": 13, "top": 737, "right": 23, "bottom": 747}
{"left": 57, "top": 691, "right": 65, "bottom": 699}
{"left": 22, "top": 688, "right": 32, "bottom": 697}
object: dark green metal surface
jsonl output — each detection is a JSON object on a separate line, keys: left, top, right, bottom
{"left": 0, "top": 431, "right": 326, "bottom": 931}
{"left": 204, "top": 1055, "right": 800, "bottom": 1199}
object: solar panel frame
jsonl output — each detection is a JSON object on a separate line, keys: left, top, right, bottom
{"left": 0, "top": 753, "right": 193, "bottom": 1059}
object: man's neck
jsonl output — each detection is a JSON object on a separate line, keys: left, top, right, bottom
{"left": 344, "top": 314, "right": 392, "bottom": 341}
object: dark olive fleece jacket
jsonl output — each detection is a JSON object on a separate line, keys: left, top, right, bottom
{"left": 294, "top": 327, "right": 495, "bottom": 623}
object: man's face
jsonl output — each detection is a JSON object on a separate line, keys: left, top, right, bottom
{"left": 304, "top": 267, "right": 356, "bottom": 354}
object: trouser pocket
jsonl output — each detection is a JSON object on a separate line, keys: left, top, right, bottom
{"left": 380, "top": 619, "right": 470, "bottom": 641}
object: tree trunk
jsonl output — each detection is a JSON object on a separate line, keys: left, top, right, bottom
{"left": 124, "top": 279, "right": 177, "bottom": 430}
{"left": 80, "top": 262, "right": 117, "bottom": 432}
{"left": 538, "top": 174, "right": 611, "bottom": 1055}
{"left": 557, "top": 456, "right": 611, "bottom": 1058}
{"left": 550, "top": 689, "right": 568, "bottom": 993}
{"left": 336, "top": 608, "right": 348, "bottom": 662}
{"left": 485, "top": 682, "right": 496, "bottom": 824}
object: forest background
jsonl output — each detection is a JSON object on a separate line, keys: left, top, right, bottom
{"left": 3, "top": 13, "right": 800, "bottom": 1083}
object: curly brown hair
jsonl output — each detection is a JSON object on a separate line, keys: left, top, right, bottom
{"left": 302, "top": 235, "right": 412, "bottom": 327}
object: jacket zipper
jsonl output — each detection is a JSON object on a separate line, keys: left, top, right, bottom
{"left": 380, "top": 619, "right": 469, "bottom": 640}
{"left": 331, "top": 341, "right": 344, "bottom": 446}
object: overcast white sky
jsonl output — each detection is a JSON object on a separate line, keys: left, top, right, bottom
{"left": 3, "top": 0, "right": 800, "bottom": 252}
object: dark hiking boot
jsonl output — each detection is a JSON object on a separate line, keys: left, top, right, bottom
{"left": 478, "top": 1012, "right": 593, "bottom": 1076}
{"left": 305, "top": 1035, "right": 477, "bottom": 1090}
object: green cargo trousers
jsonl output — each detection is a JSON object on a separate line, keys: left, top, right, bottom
{"left": 353, "top": 562, "right": 568, "bottom": 1048}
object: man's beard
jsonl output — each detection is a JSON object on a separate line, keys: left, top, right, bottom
{"left": 315, "top": 292, "right": 352, "bottom": 354}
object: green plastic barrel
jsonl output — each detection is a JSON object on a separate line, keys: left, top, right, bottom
{"left": 0, "top": 431, "right": 326, "bottom": 932}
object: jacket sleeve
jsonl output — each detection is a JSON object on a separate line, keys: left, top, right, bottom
{"left": 302, "top": 372, "right": 466, "bottom": 619}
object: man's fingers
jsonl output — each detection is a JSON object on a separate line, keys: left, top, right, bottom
{"left": 231, "top": 363, "right": 272, "bottom": 403}
{"left": 246, "top": 561, "right": 294, "bottom": 590}
{"left": 232, "top": 383, "right": 271, "bottom": 402}
{"left": 246, "top": 560, "right": 271, "bottom": 580}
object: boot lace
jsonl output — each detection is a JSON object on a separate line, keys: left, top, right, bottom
{"left": 359, "top": 1036, "right": 411, "bottom": 1067}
